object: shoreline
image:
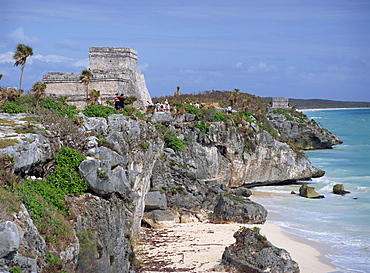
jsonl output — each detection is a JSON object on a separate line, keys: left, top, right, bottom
{"left": 138, "top": 214, "right": 337, "bottom": 272}
{"left": 250, "top": 190, "right": 339, "bottom": 273}
{"left": 298, "top": 107, "right": 370, "bottom": 111}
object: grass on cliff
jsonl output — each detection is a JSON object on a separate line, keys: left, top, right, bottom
{"left": 1, "top": 146, "right": 86, "bottom": 258}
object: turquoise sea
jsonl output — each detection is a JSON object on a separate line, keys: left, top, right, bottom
{"left": 251, "top": 108, "right": 370, "bottom": 273}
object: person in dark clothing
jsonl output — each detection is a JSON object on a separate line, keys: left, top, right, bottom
{"left": 119, "top": 94, "right": 126, "bottom": 109}
{"left": 114, "top": 93, "right": 120, "bottom": 110}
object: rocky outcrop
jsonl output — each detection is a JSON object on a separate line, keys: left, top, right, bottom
{"left": 222, "top": 227, "right": 300, "bottom": 273}
{"left": 66, "top": 193, "right": 132, "bottom": 273}
{"left": 299, "top": 184, "right": 324, "bottom": 198}
{"left": 142, "top": 210, "right": 177, "bottom": 229}
{"left": 145, "top": 191, "right": 168, "bottom": 210}
{"left": 0, "top": 207, "right": 44, "bottom": 273}
{"left": 268, "top": 112, "right": 343, "bottom": 150}
{"left": 213, "top": 194, "right": 267, "bottom": 224}
{"left": 0, "top": 109, "right": 331, "bottom": 272}
{"left": 333, "top": 184, "right": 350, "bottom": 195}
{"left": 150, "top": 114, "right": 324, "bottom": 219}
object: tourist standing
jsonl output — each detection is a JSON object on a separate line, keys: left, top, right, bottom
{"left": 114, "top": 93, "right": 120, "bottom": 110}
{"left": 119, "top": 94, "right": 126, "bottom": 109}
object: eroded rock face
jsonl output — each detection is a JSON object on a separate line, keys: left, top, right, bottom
{"left": 150, "top": 117, "right": 324, "bottom": 218}
{"left": 0, "top": 111, "right": 333, "bottom": 272}
{"left": 222, "top": 227, "right": 300, "bottom": 273}
{"left": 66, "top": 193, "right": 132, "bottom": 273}
{"left": 145, "top": 191, "right": 167, "bottom": 210}
{"left": 0, "top": 221, "right": 20, "bottom": 258}
{"left": 268, "top": 112, "right": 343, "bottom": 150}
{"left": 0, "top": 206, "right": 45, "bottom": 273}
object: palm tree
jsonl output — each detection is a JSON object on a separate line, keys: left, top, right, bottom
{"left": 13, "top": 44, "right": 34, "bottom": 90}
{"left": 31, "top": 81, "right": 46, "bottom": 100}
{"left": 174, "top": 86, "right": 181, "bottom": 97}
{"left": 79, "top": 69, "right": 92, "bottom": 104}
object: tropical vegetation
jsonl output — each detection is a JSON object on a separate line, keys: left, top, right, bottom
{"left": 13, "top": 44, "right": 34, "bottom": 90}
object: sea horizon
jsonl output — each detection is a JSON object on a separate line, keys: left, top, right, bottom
{"left": 251, "top": 108, "right": 370, "bottom": 273}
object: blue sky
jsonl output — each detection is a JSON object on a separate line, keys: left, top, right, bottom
{"left": 1, "top": 0, "right": 370, "bottom": 101}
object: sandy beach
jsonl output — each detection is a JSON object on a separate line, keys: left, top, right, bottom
{"left": 137, "top": 220, "right": 337, "bottom": 272}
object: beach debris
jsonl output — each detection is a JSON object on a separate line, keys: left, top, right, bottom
{"left": 291, "top": 191, "right": 296, "bottom": 194}
{"left": 333, "top": 184, "right": 350, "bottom": 195}
{"left": 222, "top": 226, "right": 300, "bottom": 273}
{"left": 299, "top": 184, "right": 325, "bottom": 198}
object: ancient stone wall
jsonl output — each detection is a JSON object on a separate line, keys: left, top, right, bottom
{"left": 42, "top": 47, "right": 151, "bottom": 110}
{"left": 272, "top": 97, "right": 289, "bottom": 108}
{"left": 89, "top": 47, "right": 138, "bottom": 71}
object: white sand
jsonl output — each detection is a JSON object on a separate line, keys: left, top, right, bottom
{"left": 137, "top": 221, "right": 337, "bottom": 273}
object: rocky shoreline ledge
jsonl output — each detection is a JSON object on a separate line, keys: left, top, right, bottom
{"left": 0, "top": 104, "right": 342, "bottom": 272}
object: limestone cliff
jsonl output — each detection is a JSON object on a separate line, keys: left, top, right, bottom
{"left": 0, "top": 109, "right": 331, "bottom": 272}
{"left": 267, "top": 111, "right": 343, "bottom": 150}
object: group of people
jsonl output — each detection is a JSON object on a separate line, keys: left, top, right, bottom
{"left": 185, "top": 101, "right": 200, "bottom": 108}
{"left": 155, "top": 99, "right": 170, "bottom": 112}
{"left": 114, "top": 93, "right": 126, "bottom": 110}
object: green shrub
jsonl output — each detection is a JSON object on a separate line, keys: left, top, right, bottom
{"left": 212, "top": 110, "right": 227, "bottom": 122}
{"left": 194, "top": 121, "right": 210, "bottom": 133}
{"left": 16, "top": 183, "right": 74, "bottom": 245}
{"left": 163, "top": 131, "right": 187, "bottom": 150}
{"left": 46, "top": 252, "right": 62, "bottom": 265}
{"left": 273, "top": 108, "right": 294, "bottom": 121}
{"left": 172, "top": 186, "right": 185, "bottom": 194}
{"left": 46, "top": 146, "right": 87, "bottom": 196}
{"left": 83, "top": 105, "right": 117, "bottom": 119}
{"left": 1, "top": 102, "right": 26, "bottom": 113}
{"left": 9, "top": 267, "right": 21, "bottom": 273}
{"left": 2, "top": 96, "right": 78, "bottom": 119}
{"left": 184, "top": 104, "right": 203, "bottom": 120}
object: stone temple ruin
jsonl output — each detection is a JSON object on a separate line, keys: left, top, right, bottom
{"left": 270, "top": 97, "right": 290, "bottom": 109}
{"left": 266, "top": 97, "right": 291, "bottom": 112}
{"left": 43, "top": 47, "right": 152, "bottom": 109}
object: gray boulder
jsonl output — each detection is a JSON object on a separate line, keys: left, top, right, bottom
{"left": 299, "top": 184, "right": 324, "bottom": 198}
{"left": 222, "top": 226, "right": 300, "bottom": 273}
{"left": 0, "top": 133, "right": 54, "bottom": 175}
{"left": 230, "top": 187, "right": 252, "bottom": 197}
{"left": 213, "top": 194, "right": 267, "bottom": 224}
{"left": 0, "top": 221, "right": 20, "bottom": 258}
{"left": 145, "top": 191, "right": 167, "bottom": 210}
{"left": 142, "top": 210, "right": 176, "bottom": 229}
{"left": 150, "top": 112, "right": 175, "bottom": 124}
{"left": 79, "top": 159, "right": 132, "bottom": 199}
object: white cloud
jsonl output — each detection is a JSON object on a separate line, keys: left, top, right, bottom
{"left": 25, "top": 54, "right": 87, "bottom": 68}
{"left": 30, "top": 54, "right": 73, "bottom": 63}
{"left": 247, "top": 61, "right": 276, "bottom": 73}
{"left": 73, "top": 58, "right": 89, "bottom": 68}
{"left": 0, "top": 52, "right": 14, "bottom": 63}
{"left": 6, "top": 27, "right": 39, "bottom": 45}
{"left": 236, "top": 62, "right": 243, "bottom": 68}
{"left": 138, "top": 63, "right": 149, "bottom": 71}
